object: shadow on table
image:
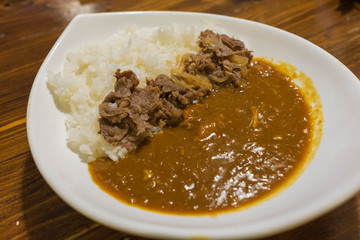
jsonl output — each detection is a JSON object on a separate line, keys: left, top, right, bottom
{"left": 337, "top": 0, "right": 360, "bottom": 14}
{"left": 264, "top": 195, "right": 360, "bottom": 240}
{"left": 21, "top": 154, "right": 359, "bottom": 239}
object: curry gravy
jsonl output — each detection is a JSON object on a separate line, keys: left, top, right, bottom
{"left": 89, "top": 59, "right": 319, "bottom": 215}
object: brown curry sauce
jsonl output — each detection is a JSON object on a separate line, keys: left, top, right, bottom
{"left": 89, "top": 59, "right": 314, "bottom": 215}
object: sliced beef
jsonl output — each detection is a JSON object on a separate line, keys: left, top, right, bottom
{"left": 184, "top": 52, "right": 216, "bottom": 74}
{"left": 147, "top": 74, "right": 208, "bottom": 108}
{"left": 159, "top": 99, "right": 184, "bottom": 125}
{"left": 147, "top": 74, "right": 187, "bottom": 93}
{"left": 114, "top": 69, "right": 139, "bottom": 91}
{"left": 99, "top": 101, "right": 129, "bottom": 123}
{"left": 220, "top": 33, "right": 245, "bottom": 51}
{"left": 98, "top": 118, "right": 129, "bottom": 145}
{"left": 198, "top": 30, "right": 234, "bottom": 57}
{"left": 183, "top": 29, "right": 253, "bottom": 88}
{"left": 99, "top": 70, "right": 208, "bottom": 151}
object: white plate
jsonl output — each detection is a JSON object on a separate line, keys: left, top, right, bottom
{"left": 27, "top": 11, "right": 360, "bottom": 239}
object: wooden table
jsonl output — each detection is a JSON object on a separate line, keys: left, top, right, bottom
{"left": 1, "top": 0, "right": 359, "bottom": 239}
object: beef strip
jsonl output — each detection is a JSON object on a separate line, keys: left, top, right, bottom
{"left": 147, "top": 74, "right": 208, "bottom": 107}
{"left": 98, "top": 29, "right": 253, "bottom": 153}
{"left": 183, "top": 29, "right": 253, "bottom": 88}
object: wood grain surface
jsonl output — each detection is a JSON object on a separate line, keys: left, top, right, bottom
{"left": 1, "top": 0, "right": 359, "bottom": 239}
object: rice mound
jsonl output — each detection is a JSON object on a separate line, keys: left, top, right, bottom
{"left": 48, "top": 24, "right": 223, "bottom": 162}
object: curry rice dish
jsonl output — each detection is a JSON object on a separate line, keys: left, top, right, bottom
{"left": 89, "top": 30, "right": 322, "bottom": 214}
{"left": 48, "top": 25, "right": 322, "bottom": 215}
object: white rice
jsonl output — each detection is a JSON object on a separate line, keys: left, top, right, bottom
{"left": 47, "top": 24, "right": 224, "bottom": 162}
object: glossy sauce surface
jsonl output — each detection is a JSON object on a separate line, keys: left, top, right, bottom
{"left": 89, "top": 60, "right": 313, "bottom": 215}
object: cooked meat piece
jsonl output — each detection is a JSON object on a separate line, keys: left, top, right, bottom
{"left": 99, "top": 69, "right": 208, "bottom": 151}
{"left": 219, "top": 33, "right": 245, "bottom": 51}
{"left": 114, "top": 69, "right": 139, "bottom": 91}
{"left": 119, "top": 137, "right": 138, "bottom": 153}
{"left": 147, "top": 74, "right": 187, "bottom": 93}
{"left": 171, "top": 88, "right": 208, "bottom": 106}
{"left": 99, "top": 102, "right": 129, "bottom": 123}
{"left": 127, "top": 87, "right": 161, "bottom": 134}
{"left": 148, "top": 74, "right": 209, "bottom": 108}
{"left": 184, "top": 52, "right": 215, "bottom": 74}
{"left": 103, "top": 89, "right": 131, "bottom": 102}
{"left": 98, "top": 118, "right": 129, "bottom": 145}
{"left": 160, "top": 99, "right": 184, "bottom": 125}
{"left": 199, "top": 29, "right": 234, "bottom": 57}
{"left": 99, "top": 70, "right": 157, "bottom": 148}
{"left": 184, "top": 29, "right": 253, "bottom": 87}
